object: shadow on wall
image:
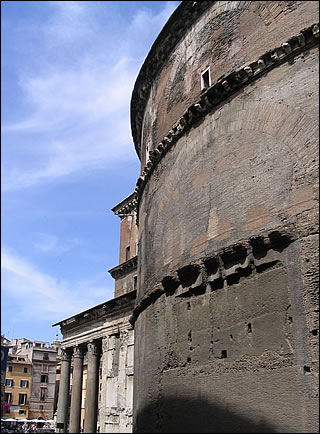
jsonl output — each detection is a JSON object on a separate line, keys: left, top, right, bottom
{"left": 134, "top": 396, "right": 278, "bottom": 433}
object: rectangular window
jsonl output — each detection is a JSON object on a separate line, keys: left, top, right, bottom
{"left": 20, "top": 380, "right": 29, "bottom": 388}
{"left": 40, "top": 405, "right": 44, "bottom": 410}
{"left": 5, "top": 392, "right": 12, "bottom": 403}
{"left": 41, "top": 374, "right": 48, "bottom": 383}
{"left": 126, "top": 246, "right": 131, "bottom": 261}
{"left": 5, "top": 379, "right": 13, "bottom": 387}
{"left": 40, "top": 388, "right": 47, "bottom": 402}
{"left": 42, "top": 364, "right": 48, "bottom": 372}
{"left": 8, "top": 366, "right": 13, "bottom": 372}
{"left": 19, "top": 409, "right": 26, "bottom": 415}
{"left": 43, "top": 353, "right": 49, "bottom": 360}
{"left": 24, "top": 367, "right": 28, "bottom": 373}
{"left": 133, "top": 275, "right": 137, "bottom": 290}
{"left": 19, "top": 394, "right": 27, "bottom": 405}
{"left": 201, "top": 67, "right": 211, "bottom": 90}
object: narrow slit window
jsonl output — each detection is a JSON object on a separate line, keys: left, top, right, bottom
{"left": 126, "top": 246, "right": 131, "bottom": 261}
{"left": 201, "top": 67, "right": 211, "bottom": 90}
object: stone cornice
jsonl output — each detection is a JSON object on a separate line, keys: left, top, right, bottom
{"left": 131, "top": 1, "right": 212, "bottom": 159}
{"left": 133, "top": 23, "right": 319, "bottom": 225}
{"left": 112, "top": 192, "right": 137, "bottom": 217}
{"left": 108, "top": 256, "right": 138, "bottom": 279}
{"left": 130, "top": 226, "right": 297, "bottom": 325}
{"left": 52, "top": 290, "right": 136, "bottom": 332}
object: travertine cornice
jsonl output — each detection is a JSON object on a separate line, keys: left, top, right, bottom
{"left": 112, "top": 192, "right": 137, "bottom": 217}
{"left": 131, "top": 1, "right": 212, "bottom": 159}
{"left": 108, "top": 256, "right": 138, "bottom": 279}
{"left": 52, "top": 290, "right": 136, "bottom": 332}
{"left": 134, "top": 23, "right": 319, "bottom": 225}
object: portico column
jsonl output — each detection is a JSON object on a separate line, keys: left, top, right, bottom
{"left": 84, "top": 340, "right": 100, "bottom": 433}
{"left": 69, "top": 345, "right": 84, "bottom": 433}
{"left": 56, "top": 348, "right": 72, "bottom": 433}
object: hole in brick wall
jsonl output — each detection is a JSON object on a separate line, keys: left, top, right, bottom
{"left": 268, "top": 231, "right": 293, "bottom": 252}
{"left": 204, "top": 257, "right": 219, "bottom": 275}
{"left": 221, "top": 245, "right": 247, "bottom": 269}
{"left": 247, "top": 323, "right": 252, "bottom": 333}
{"left": 230, "top": 334, "right": 233, "bottom": 340}
{"left": 256, "top": 260, "right": 279, "bottom": 273}
{"left": 251, "top": 236, "right": 268, "bottom": 260}
{"left": 177, "top": 264, "right": 201, "bottom": 287}
{"left": 187, "top": 356, "right": 191, "bottom": 363}
{"left": 304, "top": 366, "right": 311, "bottom": 374}
{"left": 162, "top": 275, "right": 179, "bottom": 295}
{"left": 221, "top": 350, "right": 227, "bottom": 359}
{"left": 226, "top": 266, "right": 252, "bottom": 286}
{"left": 187, "top": 302, "right": 191, "bottom": 310}
{"left": 210, "top": 278, "right": 224, "bottom": 291}
{"left": 311, "top": 329, "right": 318, "bottom": 336}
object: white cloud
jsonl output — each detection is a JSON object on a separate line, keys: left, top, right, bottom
{"left": 1, "top": 247, "right": 113, "bottom": 320}
{"left": 2, "top": 1, "right": 180, "bottom": 192}
{"left": 33, "top": 232, "right": 81, "bottom": 253}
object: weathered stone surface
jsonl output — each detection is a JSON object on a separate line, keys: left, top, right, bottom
{"left": 131, "top": 1, "right": 319, "bottom": 432}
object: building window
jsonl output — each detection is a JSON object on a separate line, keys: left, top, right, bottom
{"left": 42, "top": 364, "right": 48, "bottom": 372}
{"left": 43, "top": 353, "right": 49, "bottom": 360}
{"left": 20, "top": 380, "right": 29, "bottom": 388}
{"left": 201, "top": 67, "right": 211, "bottom": 90}
{"left": 5, "top": 379, "right": 13, "bottom": 387}
{"left": 40, "top": 374, "right": 48, "bottom": 383}
{"left": 40, "top": 405, "right": 44, "bottom": 410}
{"left": 8, "top": 366, "right": 13, "bottom": 372}
{"left": 40, "top": 388, "right": 47, "bottom": 401}
{"left": 5, "top": 392, "right": 12, "bottom": 404}
{"left": 56, "top": 368, "right": 61, "bottom": 374}
{"left": 23, "top": 367, "right": 28, "bottom": 373}
{"left": 19, "top": 394, "right": 27, "bottom": 405}
{"left": 126, "top": 246, "right": 131, "bottom": 261}
{"left": 19, "top": 410, "right": 26, "bottom": 415}
{"left": 133, "top": 275, "right": 137, "bottom": 290}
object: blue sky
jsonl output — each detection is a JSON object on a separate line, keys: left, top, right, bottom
{"left": 1, "top": 1, "right": 180, "bottom": 343}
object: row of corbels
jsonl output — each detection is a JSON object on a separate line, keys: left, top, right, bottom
{"left": 129, "top": 227, "right": 295, "bottom": 324}
{"left": 134, "top": 23, "right": 319, "bottom": 225}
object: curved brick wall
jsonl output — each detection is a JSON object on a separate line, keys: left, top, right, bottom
{"left": 131, "top": 1, "right": 319, "bottom": 432}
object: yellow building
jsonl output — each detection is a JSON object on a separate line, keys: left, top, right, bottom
{"left": 4, "top": 354, "right": 32, "bottom": 419}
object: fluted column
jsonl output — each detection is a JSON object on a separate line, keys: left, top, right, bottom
{"left": 56, "top": 348, "right": 72, "bottom": 433}
{"left": 69, "top": 345, "right": 84, "bottom": 434}
{"left": 84, "top": 340, "right": 100, "bottom": 433}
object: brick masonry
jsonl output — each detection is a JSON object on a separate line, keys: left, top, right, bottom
{"left": 131, "top": 1, "right": 319, "bottom": 433}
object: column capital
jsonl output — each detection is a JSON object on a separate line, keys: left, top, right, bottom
{"left": 61, "top": 348, "right": 72, "bottom": 362}
{"left": 87, "top": 340, "right": 100, "bottom": 356}
{"left": 73, "top": 345, "right": 85, "bottom": 359}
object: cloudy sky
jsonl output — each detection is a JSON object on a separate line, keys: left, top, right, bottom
{"left": 1, "top": 1, "right": 180, "bottom": 342}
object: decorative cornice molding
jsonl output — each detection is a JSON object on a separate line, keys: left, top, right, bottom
{"left": 129, "top": 226, "right": 296, "bottom": 325}
{"left": 131, "top": 1, "right": 212, "bottom": 159}
{"left": 108, "top": 256, "right": 138, "bottom": 279}
{"left": 133, "top": 23, "right": 319, "bottom": 225}
{"left": 73, "top": 345, "right": 84, "bottom": 359}
{"left": 112, "top": 192, "right": 138, "bottom": 218}
{"left": 60, "top": 348, "right": 72, "bottom": 362}
{"left": 54, "top": 290, "right": 136, "bottom": 332}
{"left": 87, "top": 340, "right": 100, "bottom": 356}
